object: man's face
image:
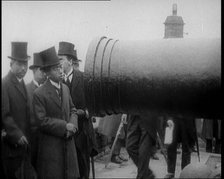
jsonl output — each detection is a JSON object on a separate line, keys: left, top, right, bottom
{"left": 59, "top": 55, "right": 72, "bottom": 74}
{"left": 47, "top": 64, "right": 63, "bottom": 83}
{"left": 11, "top": 60, "right": 28, "bottom": 79}
{"left": 33, "top": 67, "right": 47, "bottom": 84}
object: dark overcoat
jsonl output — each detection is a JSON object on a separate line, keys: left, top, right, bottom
{"left": 128, "top": 112, "right": 159, "bottom": 144}
{"left": 26, "top": 81, "right": 39, "bottom": 168}
{"left": 26, "top": 81, "right": 38, "bottom": 131}
{"left": 2, "top": 71, "right": 30, "bottom": 158}
{"left": 33, "top": 79, "right": 79, "bottom": 179}
{"left": 68, "top": 70, "right": 98, "bottom": 155}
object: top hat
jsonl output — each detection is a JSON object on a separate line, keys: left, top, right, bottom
{"left": 8, "top": 42, "right": 30, "bottom": 61}
{"left": 58, "top": 41, "right": 76, "bottom": 58}
{"left": 29, "top": 53, "right": 44, "bottom": 70}
{"left": 39, "top": 46, "right": 60, "bottom": 69}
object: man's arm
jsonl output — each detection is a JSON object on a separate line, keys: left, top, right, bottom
{"left": 2, "top": 84, "right": 24, "bottom": 144}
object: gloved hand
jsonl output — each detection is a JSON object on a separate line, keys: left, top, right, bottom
{"left": 121, "top": 114, "right": 127, "bottom": 124}
{"left": 66, "top": 123, "right": 77, "bottom": 134}
{"left": 76, "top": 109, "right": 86, "bottom": 117}
{"left": 18, "top": 136, "right": 29, "bottom": 146}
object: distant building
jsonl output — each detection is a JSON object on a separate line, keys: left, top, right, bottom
{"left": 164, "top": 4, "right": 185, "bottom": 38}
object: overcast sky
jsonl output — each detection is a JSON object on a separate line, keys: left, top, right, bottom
{"left": 2, "top": 0, "right": 221, "bottom": 83}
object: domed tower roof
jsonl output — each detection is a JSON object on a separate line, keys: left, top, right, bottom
{"left": 164, "top": 16, "right": 184, "bottom": 25}
{"left": 164, "top": 4, "right": 185, "bottom": 38}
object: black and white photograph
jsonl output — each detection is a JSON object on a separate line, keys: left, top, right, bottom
{"left": 1, "top": 0, "right": 221, "bottom": 178}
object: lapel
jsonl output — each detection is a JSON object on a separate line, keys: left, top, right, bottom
{"left": 45, "top": 79, "right": 61, "bottom": 109}
{"left": 71, "top": 70, "right": 81, "bottom": 91}
{"left": 9, "top": 71, "right": 27, "bottom": 101}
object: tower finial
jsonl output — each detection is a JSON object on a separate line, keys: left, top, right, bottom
{"left": 173, "top": 4, "right": 177, "bottom": 15}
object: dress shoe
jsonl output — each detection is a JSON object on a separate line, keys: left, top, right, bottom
{"left": 151, "top": 153, "right": 159, "bottom": 160}
{"left": 111, "top": 155, "right": 123, "bottom": 164}
{"left": 164, "top": 173, "right": 174, "bottom": 179}
{"left": 149, "top": 172, "right": 155, "bottom": 179}
{"left": 118, "top": 155, "right": 128, "bottom": 162}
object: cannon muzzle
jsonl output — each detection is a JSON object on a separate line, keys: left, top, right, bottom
{"left": 84, "top": 37, "right": 221, "bottom": 119}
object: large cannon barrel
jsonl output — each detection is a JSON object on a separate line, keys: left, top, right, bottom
{"left": 84, "top": 37, "right": 221, "bottom": 118}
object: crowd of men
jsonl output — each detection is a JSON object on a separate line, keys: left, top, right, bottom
{"left": 1, "top": 42, "right": 97, "bottom": 179}
{"left": 1, "top": 42, "right": 221, "bottom": 179}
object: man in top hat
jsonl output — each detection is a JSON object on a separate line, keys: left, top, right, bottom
{"left": 33, "top": 46, "right": 85, "bottom": 179}
{"left": 71, "top": 50, "right": 81, "bottom": 71}
{"left": 26, "top": 52, "right": 46, "bottom": 169}
{"left": 2, "top": 42, "right": 31, "bottom": 179}
{"left": 58, "top": 41, "right": 98, "bottom": 179}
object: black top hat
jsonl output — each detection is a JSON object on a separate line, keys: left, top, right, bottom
{"left": 8, "top": 42, "right": 30, "bottom": 61}
{"left": 58, "top": 41, "right": 76, "bottom": 58}
{"left": 39, "top": 46, "right": 60, "bottom": 69}
{"left": 29, "top": 53, "right": 44, "bottom": 70}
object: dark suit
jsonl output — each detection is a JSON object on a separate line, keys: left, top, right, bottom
{"left": 126, "top": 113, "right": 158, "bottom": 179}
{"left": 65, "top": 69, "right": 98, "bottom": 179}
{"left": 26, "top": 81, "right": 39, "bottom": 169}
{"left": 2, "top": 71, "right": 31, "bottom": 179}
{"left": 33, "top": 79, "right": 80, "bottom": 179}
{"left": 166, "top": 116, "right": 196, "bottom": 174}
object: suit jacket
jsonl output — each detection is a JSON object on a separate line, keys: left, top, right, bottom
{"left": 2, "top": 71, "right": 30, "bottom": 158}
{"left": 33, "top": 79, "right": 79, "bottom": 179}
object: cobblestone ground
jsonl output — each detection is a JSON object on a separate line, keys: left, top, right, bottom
{"left": 89, "top": 138, "right": 219, "bottom": 178}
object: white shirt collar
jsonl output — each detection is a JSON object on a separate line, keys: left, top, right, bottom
{"left": 49, "top": 79, "right": 61, "bottom": 89}
{"left": 16, "top": 77, "right": 23, "bottom": 82}
{"left": 65, "top": 68, "right": 73, "bottom": 82}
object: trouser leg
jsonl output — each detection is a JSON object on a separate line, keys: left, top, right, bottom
{"left": 137, "top": 127, "right": 154, "bottom": 179}
{"left": 126, "top": 116, "right": 154, "bottom": 179}
{"left": 167, "top": 141, "right": 178, "bottom": 174}
{"left": 126, "top": 117, "right": 140, "bottom": 166}
{"left": 214, "top": 139, "right": 221, "bottom": 154}
{"left": 206, "top": 139, "right": 212, "bottom": 153}
{"left": 181, "top": 143, "right": 191, "bottom": 170}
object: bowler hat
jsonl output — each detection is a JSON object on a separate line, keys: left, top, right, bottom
{"left": 39, "top": 47, "right": 60, "bottom": 69}
{"left": 29, "top": 53, "right": 44, "bottom": 70}
{"left": 58, "top": 41, "right": 76, "bottom": 58}
{"left": 8, "top": 42, "right": 30, "bottom": 61}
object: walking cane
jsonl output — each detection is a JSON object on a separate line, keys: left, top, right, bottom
{"left": 105, "top": 119, "right": 124, "bottom": 168}
{"left": 91, "top": 156, "right": 95, "bottom": 179}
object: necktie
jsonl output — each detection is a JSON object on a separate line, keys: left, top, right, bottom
{"left": 65, "top": 78, "right": 70, "bottom": 87}
{"left": 55, "top": 87, "right": 62, "bottom": 100}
